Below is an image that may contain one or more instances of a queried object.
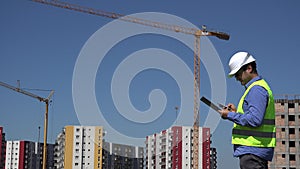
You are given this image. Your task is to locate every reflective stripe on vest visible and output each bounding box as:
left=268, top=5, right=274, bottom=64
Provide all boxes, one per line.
left=232, top=79, right=276, bottom=147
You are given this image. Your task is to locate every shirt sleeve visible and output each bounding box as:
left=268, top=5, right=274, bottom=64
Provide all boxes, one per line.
left=227, top=85, right=269, bottom=127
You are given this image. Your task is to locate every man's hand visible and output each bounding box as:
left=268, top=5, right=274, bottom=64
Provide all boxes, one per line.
left=218, top=103, right=236, bottom=119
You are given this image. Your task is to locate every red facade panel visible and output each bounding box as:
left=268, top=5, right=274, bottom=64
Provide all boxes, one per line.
left=19, top=141, right=25, bottom=169
left=202, top=128, right=210, bottom=169
left=172, top=126, right=182, bottom=169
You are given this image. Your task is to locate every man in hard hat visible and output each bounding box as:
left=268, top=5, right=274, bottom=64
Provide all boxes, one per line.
left=219, top=51, right=275, bottom=169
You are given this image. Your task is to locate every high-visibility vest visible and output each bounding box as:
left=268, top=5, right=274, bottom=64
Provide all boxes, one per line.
left=232, top=79, right=276, bottom=147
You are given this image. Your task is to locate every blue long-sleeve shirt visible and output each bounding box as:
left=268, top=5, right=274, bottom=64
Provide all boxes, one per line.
left=227, top=76, right=274, bottom=161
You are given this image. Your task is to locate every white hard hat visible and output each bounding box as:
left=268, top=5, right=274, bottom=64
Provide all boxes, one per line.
left=228, top=51, right=256, bottom=77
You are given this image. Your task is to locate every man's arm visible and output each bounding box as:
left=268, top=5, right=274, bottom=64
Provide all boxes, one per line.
left=227, top=86, right=268, bottom=127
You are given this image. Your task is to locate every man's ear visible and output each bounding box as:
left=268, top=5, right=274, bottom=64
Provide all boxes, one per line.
left=246, top=64, right=253, bottom=73
left=247, top=64, right=253, bottom=73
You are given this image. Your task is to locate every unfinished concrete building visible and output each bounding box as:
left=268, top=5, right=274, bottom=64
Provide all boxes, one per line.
left=269, top=95, right=300, bottom=169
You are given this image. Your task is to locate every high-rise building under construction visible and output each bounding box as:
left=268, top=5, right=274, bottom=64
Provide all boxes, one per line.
left=269, top=95, right=300, bottom=169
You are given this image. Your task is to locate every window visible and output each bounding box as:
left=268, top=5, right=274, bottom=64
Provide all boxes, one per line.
left=281, top=115, right=285, bottom=119
left=282, top=154, right=285, bottom=158
left=288, top=103, right=295, bottom=108
left=290, top=154, right=295, bottom=161
left=289, top=128, right=295, bottom=134
left=289, top=141, right=295, bottom=147
left=288, top=115, right=295, bottom=121
left=281, top=128, right=285, bottom=132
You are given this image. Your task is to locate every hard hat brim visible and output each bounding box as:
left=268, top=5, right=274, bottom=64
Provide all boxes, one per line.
left=228, top=58, right=256, bottom=78
left=228, top=68, right=240, bottom=78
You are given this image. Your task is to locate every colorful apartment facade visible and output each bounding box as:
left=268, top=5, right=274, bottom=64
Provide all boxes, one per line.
left=5, top=140, right=54, bottom=169
left=54, top=125, right=144, bottom=169
left=102, top=142, right=144, bottom=169
left=62, top=125, right=103, bottom=169
left=145, top=126, right=210, bottom=169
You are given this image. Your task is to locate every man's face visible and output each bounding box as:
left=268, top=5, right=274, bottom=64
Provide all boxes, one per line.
left=234, top=66, right=252, bottom=86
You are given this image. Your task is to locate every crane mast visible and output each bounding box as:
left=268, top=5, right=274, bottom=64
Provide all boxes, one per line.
left=31, top=1, right=229, bottom=168
left=0, top=81, right=54, bottom=169
left=193, top=32, right=201, bottom=167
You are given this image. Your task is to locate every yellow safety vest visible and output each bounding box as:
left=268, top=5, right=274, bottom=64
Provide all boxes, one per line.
left=232, top=79, right=276, bottom=147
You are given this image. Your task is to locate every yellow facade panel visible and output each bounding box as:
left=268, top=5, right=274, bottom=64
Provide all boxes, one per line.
left=64, top=126, right=74, bottom=169
left=94, top=126, right=103, bottom=169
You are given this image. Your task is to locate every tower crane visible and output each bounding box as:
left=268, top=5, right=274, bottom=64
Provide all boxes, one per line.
left=0, top=81, right=54, bottom=169
left=31, top=0, right=229, bottom=168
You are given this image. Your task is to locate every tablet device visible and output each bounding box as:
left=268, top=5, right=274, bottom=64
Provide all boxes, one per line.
left=200, top=96, right=222, bottom=113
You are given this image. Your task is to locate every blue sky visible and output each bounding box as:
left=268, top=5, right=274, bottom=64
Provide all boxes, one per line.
left=1, top=0, right=300, bottom=168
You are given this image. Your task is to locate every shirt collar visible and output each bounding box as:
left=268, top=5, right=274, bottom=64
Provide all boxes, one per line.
left=245, top=76, right=262, bottom=89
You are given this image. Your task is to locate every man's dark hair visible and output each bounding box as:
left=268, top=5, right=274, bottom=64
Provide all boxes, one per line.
left=241, top=61, right=257, bottom=74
